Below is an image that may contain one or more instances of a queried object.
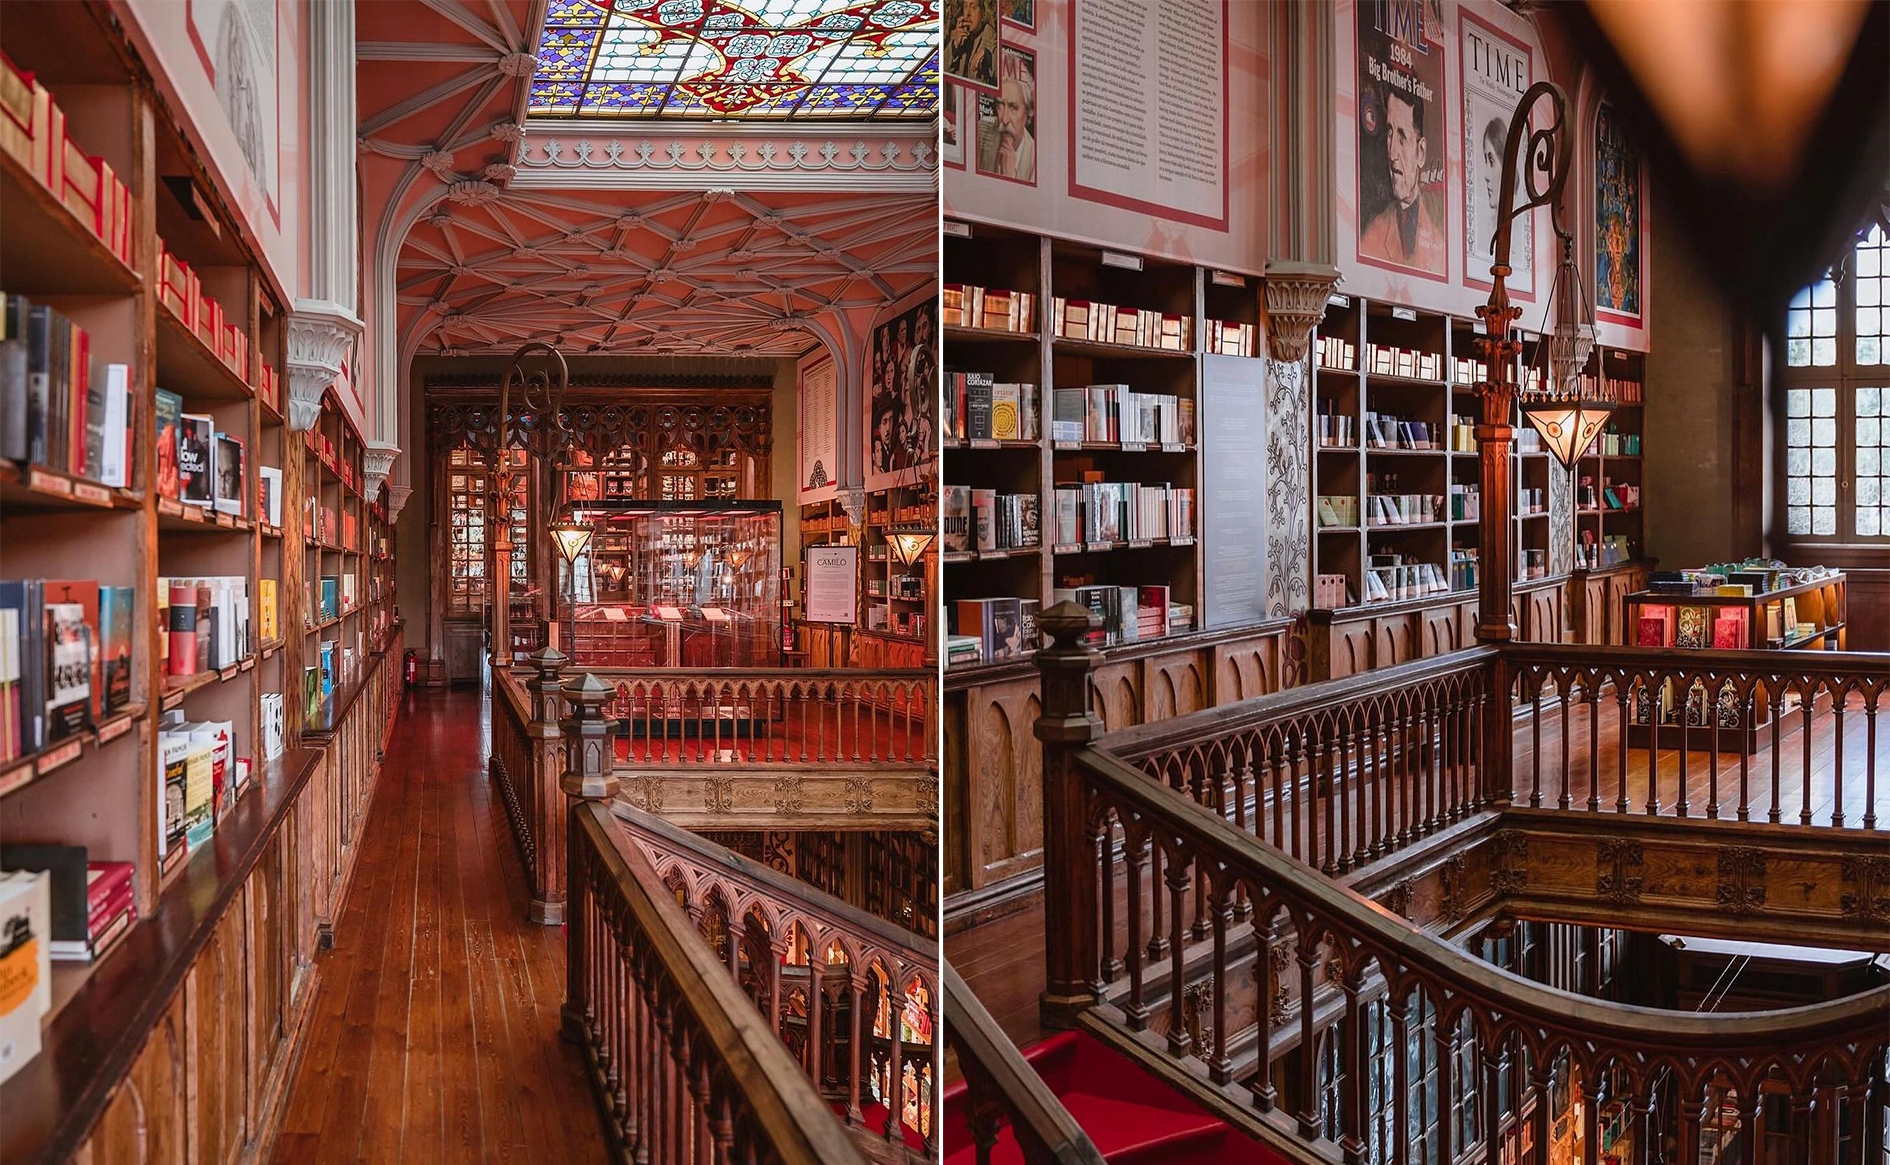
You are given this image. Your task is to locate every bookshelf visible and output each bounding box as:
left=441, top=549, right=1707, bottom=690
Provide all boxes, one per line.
left=1311, top=297, right=1649, bottom=611
left=943, top=221, right=1217, bottom=670
left=864, top=480, right=936, bottom=651
left=0, top=8, right=402, bottom=1160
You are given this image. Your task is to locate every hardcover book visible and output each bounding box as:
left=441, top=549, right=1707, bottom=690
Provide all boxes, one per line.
left=942, top=486, right=971, bottom=552
left=257, top=466, right=282, bottom=526
left=1674, top=605, right=1710, bottom=649
left=42, top=581, right=98, bottom=721
left=166, top=582, right=198, bottom=676
left=259, top=579, right=277, bottom=642
left=212, top=432, right=243, bottom=515
left=42, top=602, right=90, bottom=741
left=177, top=413, right=213, bottom=507
left=154, top=389, right=183, bottom=500
left=98, top=587, right=132, bottom=712
left=182, top=740, right=213, bottom=850
left=158, top=730, right=189, bottom=867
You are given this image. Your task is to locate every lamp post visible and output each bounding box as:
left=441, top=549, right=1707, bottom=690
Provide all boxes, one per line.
left=1474, top=80, right=1582, bottom=643
left=491, top=342, right=571, bottom=670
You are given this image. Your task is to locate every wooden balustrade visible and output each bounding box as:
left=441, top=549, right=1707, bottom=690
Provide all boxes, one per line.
left=490, top=651, right=571, bottom=921
left=589, top=667, right=935, bottom=767
left=1066, top=739, right=1888, bottom=1165
left=567, top=801, right=873, bottom=1165
left=943, top=959, right=1106, bottom=1165
left=1505, top=644, right=1890, bottom=829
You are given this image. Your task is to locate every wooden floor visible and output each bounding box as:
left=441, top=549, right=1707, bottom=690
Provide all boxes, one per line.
left=272, top=684, right=608, bottom=1165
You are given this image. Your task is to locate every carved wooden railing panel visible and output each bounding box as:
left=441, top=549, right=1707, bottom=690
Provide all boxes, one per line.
left=943, top=960, right=1107, bottom=1165
left=590, top=667, right=935, bottom=768
left=567, top=802, right=871, bottom=1165
left=1096, top=648, right=1501, bottom=877
left=1506, top=644, right=1890, bottom=829
left=489, top=657, right=571, bottom=922
left=613, top=804, right=941, bottom=1158
left=1069, top=744, right=1890, bottom=1165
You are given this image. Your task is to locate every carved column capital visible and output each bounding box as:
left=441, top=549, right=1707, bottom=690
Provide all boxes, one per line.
left=363, top=439, right=400, bottom=502
left=286, top=299, right=364, bottom=431
left=1261, top=261, right=1343, bottom=363
left=386, top=484, right=413, bottom=525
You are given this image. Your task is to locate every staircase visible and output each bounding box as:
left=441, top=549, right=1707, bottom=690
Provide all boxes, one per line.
left=944, top=1031, right=1287, bottom=1165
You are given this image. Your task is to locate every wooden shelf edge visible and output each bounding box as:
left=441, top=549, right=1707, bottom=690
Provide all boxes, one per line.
left=0, top=704, right=145, bottom=800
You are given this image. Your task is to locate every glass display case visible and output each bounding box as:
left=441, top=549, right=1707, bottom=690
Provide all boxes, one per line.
left=560, top=501, right=783, bottom=668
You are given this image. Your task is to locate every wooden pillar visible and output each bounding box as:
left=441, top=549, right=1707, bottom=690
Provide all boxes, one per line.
left=846, top=975, right=866, bottom=1126
left=884, top=990, right=905, bottom=1145
left=1482, top=1039, right=1506, bottom=1165
left=1033, top=600, right=1103, bottom=1030
left=526, top=645, right=566, bottom=923
left=1531, top=1064, right=1553, bottom=1165
left=1434, top=1013, right=1456, bottom=1165
left=807, top=963, right=823, bottom=1087
left=1581, top=1075, right=1602, bottom=1165
left=560, top=672, right=617, bottom=1042
left=1339, top=978, right=1366, bottom=1165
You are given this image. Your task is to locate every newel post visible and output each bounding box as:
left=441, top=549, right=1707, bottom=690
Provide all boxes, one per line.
left=1034, top=600, right=1103, bottom=1030
left=526, top=645, right=566, bottom=923
left=561, top=671, right=618, bottom=1043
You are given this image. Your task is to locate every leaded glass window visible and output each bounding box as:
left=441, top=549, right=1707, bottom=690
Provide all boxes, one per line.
left=531, top=0, right=940, bottom=121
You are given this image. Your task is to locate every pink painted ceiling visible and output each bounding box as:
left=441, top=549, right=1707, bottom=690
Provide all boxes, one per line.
left=357, top=1, right=937, bottom=361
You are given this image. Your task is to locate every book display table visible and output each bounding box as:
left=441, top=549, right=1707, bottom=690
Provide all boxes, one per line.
left=1622, top=570, right=1846, bottom=754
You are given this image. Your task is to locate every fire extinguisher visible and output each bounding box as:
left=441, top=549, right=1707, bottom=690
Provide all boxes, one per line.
left=404, top=649, right=419, bottom=687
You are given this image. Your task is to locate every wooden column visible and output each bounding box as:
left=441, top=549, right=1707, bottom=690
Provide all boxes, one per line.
left=560, top=671, right=616, bottom=1041
left=883, top=990, right=905, bottom=1145
left=1033, top=600, right=1103, bottom=1030
left=846, top=975, right=866, bottom=1126
left=1581, top=1075, right=1602, bottom=1165
left=525, top=645, right=566, bottom=923
left=807, top=966, right=823, bottom=1086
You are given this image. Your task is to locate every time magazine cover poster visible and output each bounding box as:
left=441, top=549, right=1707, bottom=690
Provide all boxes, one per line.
left=1356, top=0, right=1449, bottom=281
left=1461, top=12, right=1532, bottom=294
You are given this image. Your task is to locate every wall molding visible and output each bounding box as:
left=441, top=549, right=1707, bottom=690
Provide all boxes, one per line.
left=512, top=133, right=939, bottom=191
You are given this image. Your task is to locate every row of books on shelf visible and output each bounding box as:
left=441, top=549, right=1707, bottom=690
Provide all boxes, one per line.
left=865, top=573, right=926, bottom=600
left=1631, top=677, right=1777, bottom=730
left=0, top=846, right=131, bottom=966
left=157, top=711, right=244, bottom=873
left=308, top=574, right=360, bottom=623
left=1315, top=335, right=1358, bottom=372
left=0, top=53, right=135, bottom=266
left=1449, top=416, right=1477, bottom=452
left=1578, top=479, right=1641, bottom=510
left=1593, top=427, right=1641, bottom=456
left=161, top=577, right=251, bottom=676
left=942, top=486, right=1039, bottom=552
left=1650, top=562, right=1838, bottom=598
left=0, top=580, right=134, bottom=762
left=1368, top=343, right=1444, bottom=382
left=1518, top=487, right=1546, bottom=515
left=950, top=585, right=1199, bottom=663
left=1315, top=409, right=1354, bottom=447
left=942, top=284, right=1035, bottom=333
left=1636, top=601, right=1812, bottom=650
left=1204, top=319, right=1257, bottom=357
left=873, top=500, right=936, bottom=526
left=1519, top=549, right=1548, bottom=580
left=1365, top=555, right=1451, bottom=603
left=948, top=373, right=1039, bottom=441
left=0, top=851, right=123, bottom=1082
left=1451, top=549, right=1480, bottom=592
left=156, top=243, right=255, bottom=387
left=1364, top=411, right=1440, bottom=450
left=304, top=498, right=359, bottom=548
left=1051, top=298, right=1192, bottom=352
left=863, top=605, right=926, bottom=639
left=1, top=294, right=133, bottom=484
left=155, top=389, right=268, bottom=514
left=1451, top=483, right=1480, bottom=521
left=1579, top=373, right=1644, bottom=404
left=1051, top=479, right=1195, bottom=544
left=1052, top=385, right=1194, bottom=446
left=1317, top=496, right=1359, bottom=528
left=1367, top=493, right=1444, bottom=527
left=1575, top=533, right=1634, bottom=570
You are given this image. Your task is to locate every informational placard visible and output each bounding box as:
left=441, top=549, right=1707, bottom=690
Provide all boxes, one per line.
left=1070, top=0, right=1227, bottom=229
left=1200, top=354, right=1268, bottom=629
left=803, top=545, right=859, bottom=625
left=799, top=357, right=839, bottom=500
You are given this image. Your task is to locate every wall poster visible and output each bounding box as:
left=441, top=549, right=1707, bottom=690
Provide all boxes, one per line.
left=866, top=297, right=938, bottom=492
left=803, top=545, right=859, bottom=625
left=1069, top=0, right=1227, bottom=229
left=1356, top=0, right=1448, bottom=281
left=798, top=357, right=839, bottom=501
left=945, top=0, right=1000, bottom=91
left=1460, top=11, right=1532, bottom=295
left=1594, top=101, right=1643, bottom=324
left=976, top=45, right=1037, bottom=185
left=187, top=0, right=278, bottom=211
left=943, top=82, right=966, bottom=168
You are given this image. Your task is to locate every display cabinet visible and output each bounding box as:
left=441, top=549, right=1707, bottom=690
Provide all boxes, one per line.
left=563, top=501, right=784, bottom=668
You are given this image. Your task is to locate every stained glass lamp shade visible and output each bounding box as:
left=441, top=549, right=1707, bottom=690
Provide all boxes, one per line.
left=1520, top=234, right=1609, bottom=469
left=550, top=517, right=596, bottom=563
left=532, top=0, right=940, bottom=121
left=887, top=528, right=933, bottom=565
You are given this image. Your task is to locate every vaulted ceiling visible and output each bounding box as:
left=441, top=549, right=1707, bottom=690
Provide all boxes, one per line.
left=356, top=0, right=938, bottom=362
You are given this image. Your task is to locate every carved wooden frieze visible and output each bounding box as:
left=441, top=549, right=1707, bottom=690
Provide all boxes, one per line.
left=1384, top=878, right=1416, bottom=920
left=1717, top=846, right=1768, bottom=915
left=1438, top=853, right=1470, bottom=923
left=1595, top=838, right=1645, bottom=906
left=613, top=768, right=932, bottom=830
left=1840, top=855, right=1890, bottom=922
left=1489, top=830, right=1529, bottom=894
left=427, top=394, right=771, bottom=476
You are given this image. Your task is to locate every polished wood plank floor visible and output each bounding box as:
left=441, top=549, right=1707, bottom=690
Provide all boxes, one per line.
left=953, top=697, right=1890, bottom=1063
left=272, top=685, right=607, bottom=1165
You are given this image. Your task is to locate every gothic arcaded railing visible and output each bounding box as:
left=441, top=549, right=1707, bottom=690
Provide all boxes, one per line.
left=1504, top=643, right=1889, bottom=828
left=1023, top=603, right=1890, bottom=1165
left=566, top=801, right=870, bottom=1165
left=613, top=803, right=941, bottom=1158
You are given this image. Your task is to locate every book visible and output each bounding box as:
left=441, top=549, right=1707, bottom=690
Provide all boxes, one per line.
left=257, top=465, right=282, bottom=526
left=303, top=665, right=320, bottom=723
left=259, top=579, right=278, bottom=642
left=157, top=727, right=189, bottom=869
left=1674, top=606, right=1710, bottom=649
left=166, top=582, right=198, bottom=676
left=0, top=581, right=43, bottom=754
left=154, top=389, right=183, bottom=500
left=942, top=486, right=971, bottom=552
left=182, top=739, right=213, bottom=850
left=991, top=384, right=1019, bottom=440
left=97, top=587, right=132, bottom=713
left=0, top=869, right=51, bottom=1083
left=0, top=608, right=19, bottom=763
left=212, top=431, right=243, bottom=515
left=43, top=581, right=99, bottom=722
left=954, top=598, right=1025, bottom=663
left=42, top=602, right=90, bottom=741
left=177, top=413, right=213, bottom=507
left=964, top=373, right=994, bottom=441
left=0, top=844, right=94, bottom=961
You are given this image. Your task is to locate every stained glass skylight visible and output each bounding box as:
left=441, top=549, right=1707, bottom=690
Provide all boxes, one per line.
left=531, top=0, right=940, bottom=121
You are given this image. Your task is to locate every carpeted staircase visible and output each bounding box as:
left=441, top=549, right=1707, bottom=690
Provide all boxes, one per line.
left=942, top=1030, right=1291, bottom=1164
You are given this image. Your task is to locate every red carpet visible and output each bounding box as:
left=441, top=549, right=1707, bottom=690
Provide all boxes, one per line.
left=830, top=1099, right=930, bottom=1154
left=942, top=1031, right=1289, bottom=1164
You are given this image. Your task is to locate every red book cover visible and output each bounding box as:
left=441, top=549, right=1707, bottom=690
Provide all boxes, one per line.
left=85, top=859, right=134, bottom=913
left=167, top=582, right=198, bottom=676
left=43, top=580, right=99, bottom=719
left=1637, top=615, right=1666, bottom=648
left=1712, top=616, right=1743, bottom=650
left=68, top=319, right=88, bottom=474
left=88, top=877, right=134, bottom=930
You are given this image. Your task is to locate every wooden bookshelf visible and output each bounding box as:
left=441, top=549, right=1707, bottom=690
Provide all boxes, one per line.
left=0, top=8, right=402, bottom=1162
left=864, top=480, right=936, bottom=654
left=943, top=221, right=1225, bottom=670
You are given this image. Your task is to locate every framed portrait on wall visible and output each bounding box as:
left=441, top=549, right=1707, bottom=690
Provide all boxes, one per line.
left=1460, top=11, right=1533, bottom=296
left=975, top=46, right=1037, bottom=186
left=1355, top=0, right=1449, bottom=282
left=1002, top=0, right=1035, bottom=32
left=945, top=0, right=1000, bottom=92
left=943, top=82, right=966, bottom=168
left=1595, top=101, right=1643, bottom=325
left=866, top=298, right=939, bottom=492
left=187, top=0, right=279, bottom=212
